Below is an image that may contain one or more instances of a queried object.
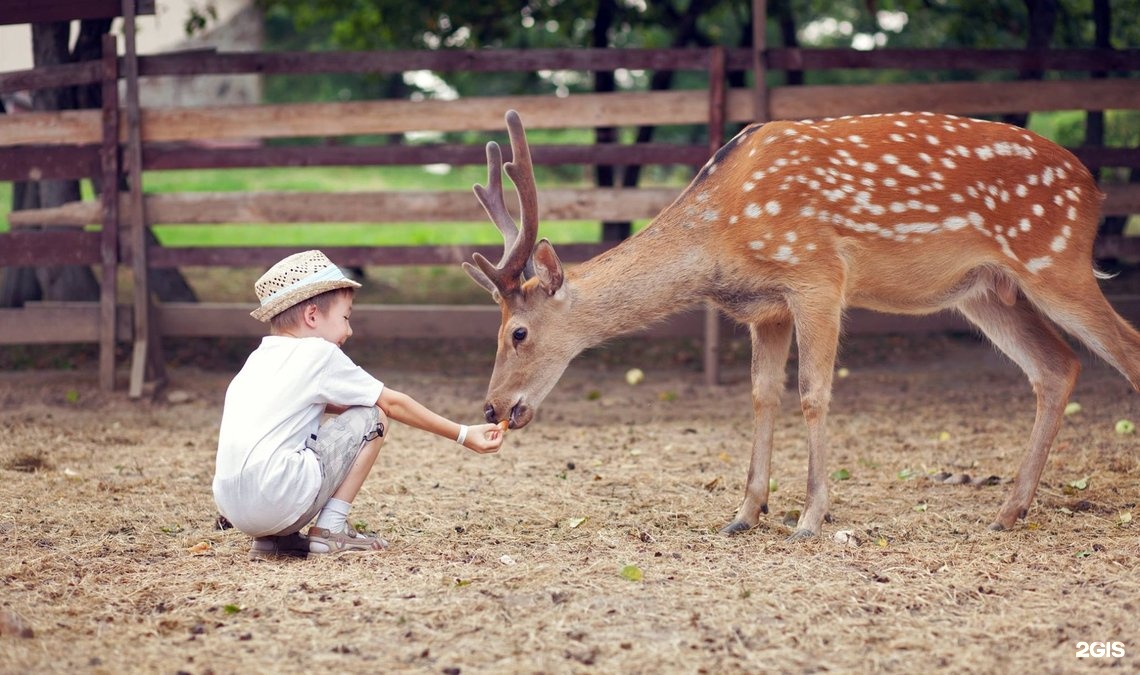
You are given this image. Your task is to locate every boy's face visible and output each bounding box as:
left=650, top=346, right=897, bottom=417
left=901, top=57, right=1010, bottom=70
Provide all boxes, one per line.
left=311, top=293, right=354, bottom=347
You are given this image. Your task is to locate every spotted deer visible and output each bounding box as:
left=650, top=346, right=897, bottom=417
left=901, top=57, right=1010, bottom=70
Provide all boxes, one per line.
left=464, top=109, right=1140, bottom=539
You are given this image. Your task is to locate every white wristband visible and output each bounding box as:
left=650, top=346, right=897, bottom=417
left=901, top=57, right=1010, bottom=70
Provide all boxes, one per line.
left=456, top=424, right=469, bottom=445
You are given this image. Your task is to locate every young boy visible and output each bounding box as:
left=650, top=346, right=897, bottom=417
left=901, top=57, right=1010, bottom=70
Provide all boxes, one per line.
left=214, top=250, right=504, bottom=560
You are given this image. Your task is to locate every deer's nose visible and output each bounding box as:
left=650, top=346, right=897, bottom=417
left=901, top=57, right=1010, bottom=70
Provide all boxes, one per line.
left=483, top=402, right=498, bottom=424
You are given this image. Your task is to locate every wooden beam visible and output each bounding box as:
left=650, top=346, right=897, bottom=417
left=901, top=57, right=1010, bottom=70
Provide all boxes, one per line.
left=98, top=32, right=120, bottom=392
left=120, top=0, right=162, bottom=398
left=768, top=78, right=1140, bottom=120
left=0, top=231, right=102, bottom=266
left=142, top=243, right=616, bottom=269
left=141, top=142, right=711, bottom=171
left=5, top=295, right=1134, bottom=346
left=0, top=61, right=102, bottom=95
left=7, top=187, right=683, bottom=227
left=0, top=304, right=132, bottom=344
left=1102, top=183, right=1140, bottom=216
left=0, top=0, right=154, bottom=25
left=765, top=48, right=1140, bottom=72
left=13, top=180, right=1140, bottom=230
left=5, top=78, right=1138, bottom=148
left=0, top=90, right=740, bottom=145
left=128, top=47, right=1140, bottom=79
left=751, top=0, right=769, bottom=123
left=133, top=91, right=739, bottom=143
left=0, top=145, right=100, bottom=181
left=704, top=44, right=728, bottom=387
left=136, top=47, right=715, bottom=77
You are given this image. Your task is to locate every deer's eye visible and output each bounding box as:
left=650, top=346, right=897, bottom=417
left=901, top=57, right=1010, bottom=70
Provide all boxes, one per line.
left=512, top=327, right=528, bottom=343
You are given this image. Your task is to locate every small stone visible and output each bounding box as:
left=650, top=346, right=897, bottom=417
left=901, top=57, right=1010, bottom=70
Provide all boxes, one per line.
left=832, top=529, right=860, bottom=547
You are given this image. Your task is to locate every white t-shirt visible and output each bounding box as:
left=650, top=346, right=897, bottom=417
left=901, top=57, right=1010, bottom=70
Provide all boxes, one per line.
left=213, top=336, right=384, bottom=536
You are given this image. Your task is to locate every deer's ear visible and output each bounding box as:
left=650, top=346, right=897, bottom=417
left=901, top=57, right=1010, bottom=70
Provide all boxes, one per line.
left=532, top=239, right=564, bottom=296
left=462, top=261, right=502, bottom=303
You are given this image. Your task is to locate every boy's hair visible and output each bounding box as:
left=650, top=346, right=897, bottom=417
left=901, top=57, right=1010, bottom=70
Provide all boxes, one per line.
left=270, top=287, right=355, bottom=333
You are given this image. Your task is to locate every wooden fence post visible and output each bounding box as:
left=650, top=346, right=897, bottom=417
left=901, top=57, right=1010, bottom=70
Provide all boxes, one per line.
left=752, top=0, right=770, bottom=123
left=121, top=0, right=165, bottom=398
left=98, top=32, right=120, bottom=391
left=703, top=45, right=727, bottom=387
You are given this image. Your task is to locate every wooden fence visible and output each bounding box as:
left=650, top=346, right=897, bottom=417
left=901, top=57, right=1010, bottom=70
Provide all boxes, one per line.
left=2, top=35, right=1140, bottom=395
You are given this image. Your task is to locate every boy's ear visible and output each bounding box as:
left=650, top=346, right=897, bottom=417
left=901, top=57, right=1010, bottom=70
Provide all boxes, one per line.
left=302, top=302, right=320, bottom=327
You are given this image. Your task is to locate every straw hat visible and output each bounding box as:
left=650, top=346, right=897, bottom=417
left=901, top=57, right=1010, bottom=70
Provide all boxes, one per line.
left=250, top=250, right=361, bottom=322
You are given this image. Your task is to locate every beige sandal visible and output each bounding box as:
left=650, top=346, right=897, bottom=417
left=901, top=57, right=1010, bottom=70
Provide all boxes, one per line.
left=307, top=526, right=388, bottom=554
left=248, top=532, right=310, bottom=561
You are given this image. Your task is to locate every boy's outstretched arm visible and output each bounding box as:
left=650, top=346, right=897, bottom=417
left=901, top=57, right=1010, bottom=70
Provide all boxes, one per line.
left=378, top=387, right=504, bottom=454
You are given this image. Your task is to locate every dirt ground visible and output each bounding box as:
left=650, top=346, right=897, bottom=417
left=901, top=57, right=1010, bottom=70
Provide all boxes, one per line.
left=1, top=331, right=1138, bottom=674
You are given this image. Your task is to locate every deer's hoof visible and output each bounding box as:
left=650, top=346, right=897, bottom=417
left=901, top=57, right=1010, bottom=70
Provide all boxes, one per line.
left=786, top=528, right=817, bottom=542
left=987, top=521, right=1007, bottom=532
left=720, top=520, right=753, bottom=536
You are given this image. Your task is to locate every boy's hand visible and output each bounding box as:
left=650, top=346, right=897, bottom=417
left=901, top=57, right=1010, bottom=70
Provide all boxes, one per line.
left=463, top=423, right=505, bottom=454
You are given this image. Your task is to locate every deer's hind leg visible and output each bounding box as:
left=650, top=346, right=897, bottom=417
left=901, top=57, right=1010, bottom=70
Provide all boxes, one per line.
left=1021, top=271, right=1140, bottom=392
left=723, top=314, right=795, bottom=535
left=956, top=291, right=1080, bottom=530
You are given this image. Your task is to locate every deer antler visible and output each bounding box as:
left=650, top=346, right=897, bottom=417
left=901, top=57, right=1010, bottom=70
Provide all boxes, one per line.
left=467, top=109, right=538, bottom=296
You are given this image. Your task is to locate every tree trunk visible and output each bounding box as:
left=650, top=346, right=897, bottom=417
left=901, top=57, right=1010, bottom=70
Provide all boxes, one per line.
left=13, top=22, right=101, bottom=305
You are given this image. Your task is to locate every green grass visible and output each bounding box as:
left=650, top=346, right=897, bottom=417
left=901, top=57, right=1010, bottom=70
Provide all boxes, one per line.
left=0, top=182, right=10, bottom=233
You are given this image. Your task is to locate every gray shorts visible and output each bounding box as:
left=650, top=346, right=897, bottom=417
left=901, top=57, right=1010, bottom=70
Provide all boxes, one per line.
left=282, top=405, right=385, bottom=534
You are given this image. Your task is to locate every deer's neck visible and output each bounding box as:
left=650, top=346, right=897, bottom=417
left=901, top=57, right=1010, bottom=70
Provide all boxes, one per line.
left=566, top=218, right=710, bottom=346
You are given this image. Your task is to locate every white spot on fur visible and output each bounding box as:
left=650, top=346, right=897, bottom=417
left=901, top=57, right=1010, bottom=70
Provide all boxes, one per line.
left=773, top=245, right=799, bottom=264
left=744, top=203, right=762, bottom=218
left=1027, top=256, right=1052, bottom=273
left=1032, top=204, right=1044, bottom=217
left=766, top=201, right=782, bottom=216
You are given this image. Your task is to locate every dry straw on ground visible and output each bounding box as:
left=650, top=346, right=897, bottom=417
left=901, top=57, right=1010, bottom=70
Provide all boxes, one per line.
left=1, top=333, right=1137, bottom=673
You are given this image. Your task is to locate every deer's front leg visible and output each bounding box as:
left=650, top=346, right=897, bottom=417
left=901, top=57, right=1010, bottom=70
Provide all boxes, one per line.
left=723, top=315, right=794, bottom=535
left=788, top=293, right=843, bottom=540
